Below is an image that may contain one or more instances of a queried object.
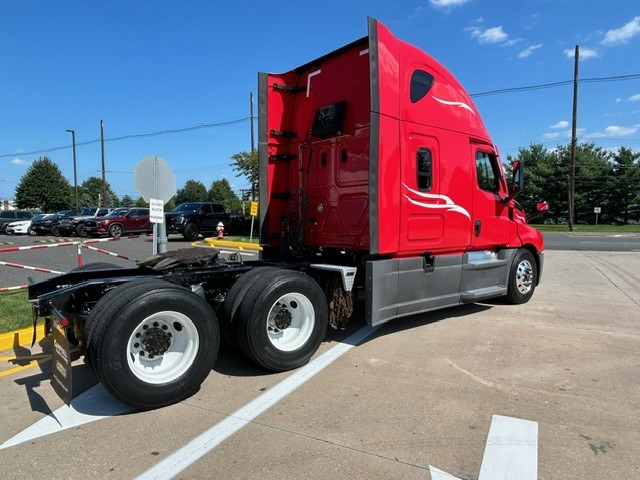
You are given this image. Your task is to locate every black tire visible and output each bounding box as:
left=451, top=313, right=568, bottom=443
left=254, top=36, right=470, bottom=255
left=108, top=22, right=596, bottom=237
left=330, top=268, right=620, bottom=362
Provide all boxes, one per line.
left=75, top=223, right=85, bottom=237
left=50, top=224, right=60, bottom=236
left=505, top=249, right=537, bottom=304
left=72, top=262, right=123, bottom=273
left=235, top=270, right=328, bottom=372
left=219, top=267, right=283, bottom=351
left=108, top=223, right=123, bottom=238
left=86, top=281, right=219, bottom=409
left=27, top=227, right=37, bottom=236
left=183, top=223, right=199, bottom=241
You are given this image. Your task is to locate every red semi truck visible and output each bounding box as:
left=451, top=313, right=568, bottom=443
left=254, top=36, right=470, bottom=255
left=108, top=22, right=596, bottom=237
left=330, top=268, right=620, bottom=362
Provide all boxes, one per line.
left=28, top=18, right=545, bottom=409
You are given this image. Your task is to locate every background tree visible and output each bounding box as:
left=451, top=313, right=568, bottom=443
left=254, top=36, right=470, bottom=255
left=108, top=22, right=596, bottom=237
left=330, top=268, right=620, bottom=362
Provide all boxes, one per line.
left=14, top=156, right=72, bottom=212
left=134, top=196, right=148, bottom=207
left=557, top=143, right=612, bottom=224
left=608, top=147, right=640, bottom=223
left=78, top=176, right=118, bottom=207
left=119, top=194, right=135, bottom=207
left=209, top=178, right=242, bottom=212
left=231, top=150, right=258, bottom=199
left=174, top=180, right=208, bottom=204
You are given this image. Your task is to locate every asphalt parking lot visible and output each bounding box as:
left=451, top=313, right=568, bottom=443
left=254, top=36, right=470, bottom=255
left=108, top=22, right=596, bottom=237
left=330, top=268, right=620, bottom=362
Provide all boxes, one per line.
left=0, top=242, right=638, bottom=479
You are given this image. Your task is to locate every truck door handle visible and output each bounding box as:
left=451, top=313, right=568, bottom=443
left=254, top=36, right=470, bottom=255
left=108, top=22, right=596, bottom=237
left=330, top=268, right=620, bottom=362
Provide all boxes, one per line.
left=474, top=220, right=481, bottom=237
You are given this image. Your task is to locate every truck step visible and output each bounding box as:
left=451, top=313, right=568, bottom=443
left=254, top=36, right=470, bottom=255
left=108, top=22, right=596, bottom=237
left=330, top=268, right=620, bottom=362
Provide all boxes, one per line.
left=460, top=286, right=507, bottom=302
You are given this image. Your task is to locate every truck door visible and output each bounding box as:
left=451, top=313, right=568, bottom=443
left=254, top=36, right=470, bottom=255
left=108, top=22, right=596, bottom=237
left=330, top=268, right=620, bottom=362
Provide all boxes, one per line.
left=470, top=145, right=513, bottom=249
left=200, top=204, right=216, bottom=232
left=399, top=131, right=472, bottom=254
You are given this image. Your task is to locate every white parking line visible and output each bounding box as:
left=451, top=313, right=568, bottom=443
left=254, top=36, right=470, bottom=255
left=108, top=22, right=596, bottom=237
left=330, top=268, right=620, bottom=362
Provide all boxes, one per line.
left=478, top=415, right=538, bottom=480
left=430, top=415, right=539, bottom=480
left=0, top=383, right=133, bottom=450
left=136, top=325, right=379, bottom=480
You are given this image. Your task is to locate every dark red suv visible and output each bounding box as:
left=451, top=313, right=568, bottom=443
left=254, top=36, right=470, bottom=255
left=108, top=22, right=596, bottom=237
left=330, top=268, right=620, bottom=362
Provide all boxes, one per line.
left=83, top=208, right=151, bottom=237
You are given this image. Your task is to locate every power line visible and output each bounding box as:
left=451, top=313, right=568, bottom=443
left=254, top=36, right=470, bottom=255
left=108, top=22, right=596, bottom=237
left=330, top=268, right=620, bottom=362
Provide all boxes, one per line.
left=2, top=72, right=639, bottom=160
left=0, top=117, right=250, bottom=159
left=470, top=73, right=640, bottom=98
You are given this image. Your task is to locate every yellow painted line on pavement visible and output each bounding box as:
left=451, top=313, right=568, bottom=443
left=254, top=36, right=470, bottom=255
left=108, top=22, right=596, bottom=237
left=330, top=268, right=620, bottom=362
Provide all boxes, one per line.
left=0, top=352, right=51, bottom=361
left=0, top=359, right=44, bottom=378
left=0, top=325, right=49, bottom=377
left=0, top=325, right=46, bottom=351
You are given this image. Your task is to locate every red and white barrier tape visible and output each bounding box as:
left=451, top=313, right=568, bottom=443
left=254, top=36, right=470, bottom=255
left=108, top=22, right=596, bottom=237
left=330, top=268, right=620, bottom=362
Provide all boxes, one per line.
left=82, top=244, right=137, bottom=262
left=0, top=285, right=28, bottom=292
left=0, top=241, right=79, bottom=254
left=0, top=234, right=151, bottom=290
left=0, top=260, right=65, bottom=275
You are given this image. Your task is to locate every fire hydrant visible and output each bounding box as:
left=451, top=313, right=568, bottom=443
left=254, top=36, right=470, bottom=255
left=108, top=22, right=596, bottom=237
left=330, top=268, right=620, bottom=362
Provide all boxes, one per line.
left=216, top=222, right=225, bottom=239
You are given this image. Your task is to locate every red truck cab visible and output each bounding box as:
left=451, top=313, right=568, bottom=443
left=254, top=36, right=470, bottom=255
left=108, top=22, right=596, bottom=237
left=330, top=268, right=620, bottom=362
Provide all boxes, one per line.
left=259, top=17, right=544, bottom=326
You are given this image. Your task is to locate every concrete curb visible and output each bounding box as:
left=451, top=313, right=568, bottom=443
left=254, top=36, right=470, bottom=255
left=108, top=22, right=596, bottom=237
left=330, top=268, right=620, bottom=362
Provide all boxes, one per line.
left=0, top=325, right=46, bottom=351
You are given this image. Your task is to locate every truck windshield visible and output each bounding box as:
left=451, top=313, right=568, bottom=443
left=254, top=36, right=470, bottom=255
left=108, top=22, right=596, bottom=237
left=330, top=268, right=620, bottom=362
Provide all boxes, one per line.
left=105, top=208, right=129, bottom=217
left=172, top=203, right=199, bottom=213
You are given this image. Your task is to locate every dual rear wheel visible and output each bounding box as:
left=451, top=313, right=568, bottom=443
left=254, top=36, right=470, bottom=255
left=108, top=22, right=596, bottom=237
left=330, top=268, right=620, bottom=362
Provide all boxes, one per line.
left=80, top=264, right=327, bottom=409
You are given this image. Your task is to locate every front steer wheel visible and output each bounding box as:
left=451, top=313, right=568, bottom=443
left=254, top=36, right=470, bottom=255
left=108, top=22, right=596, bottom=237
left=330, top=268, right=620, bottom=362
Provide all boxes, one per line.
left=85, top=280, right=219, bottom=409
left=182, top=223, right=199, bottom=241
left=505, top=249, right=537, bottom=304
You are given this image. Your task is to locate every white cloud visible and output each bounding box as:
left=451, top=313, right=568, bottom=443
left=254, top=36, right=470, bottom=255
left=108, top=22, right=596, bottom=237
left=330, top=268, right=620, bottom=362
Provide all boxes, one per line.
left=468, top=25, right=509, bottom=44
left=602, top=16, right=640, bottom=46
left=551, top=120, right=569, bottom=129
left=11, top=158, right=26, bottom=166
left=629, top=93, right=640, bottom=102
left=430, top=0, right=471, bottom=9
left=585, top=124, right=639, bottom=139
left=541, top=132, right=560, bottom=141
left=564, top=47, right=598, bottom=59
left=408, top=6, right=424, bottom=19
left=518, top=43, right=542, bottom=58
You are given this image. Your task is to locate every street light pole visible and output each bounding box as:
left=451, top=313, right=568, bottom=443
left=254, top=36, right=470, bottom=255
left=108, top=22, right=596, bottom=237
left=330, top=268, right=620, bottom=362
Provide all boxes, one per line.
left=65, top=129, right=79, bottom=211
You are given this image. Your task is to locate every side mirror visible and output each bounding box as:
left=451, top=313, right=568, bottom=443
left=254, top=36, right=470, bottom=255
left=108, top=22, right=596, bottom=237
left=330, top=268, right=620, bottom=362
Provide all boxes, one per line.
left=504, top=160, right=524, bottom=202
left=536, top=201, right=549, bottom=213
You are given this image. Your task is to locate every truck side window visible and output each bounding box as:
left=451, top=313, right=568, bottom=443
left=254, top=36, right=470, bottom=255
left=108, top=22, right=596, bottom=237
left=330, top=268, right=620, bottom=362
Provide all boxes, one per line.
left=201, top=204, right=213, bottom=215
left=410, top=70, right=435, bottom=103
left=475, top=151, right=500, bottom=194
left=417, top=147, right=432, bottom=191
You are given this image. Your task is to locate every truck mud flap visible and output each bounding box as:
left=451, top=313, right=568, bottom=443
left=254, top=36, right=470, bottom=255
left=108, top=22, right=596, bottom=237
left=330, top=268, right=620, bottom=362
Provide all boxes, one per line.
left=50, top=309, right=73, bottom=406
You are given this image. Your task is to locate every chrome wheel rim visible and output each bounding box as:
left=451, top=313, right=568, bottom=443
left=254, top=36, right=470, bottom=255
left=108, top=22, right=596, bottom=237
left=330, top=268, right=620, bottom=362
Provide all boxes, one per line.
left=515, top=259, right=534, bottom=294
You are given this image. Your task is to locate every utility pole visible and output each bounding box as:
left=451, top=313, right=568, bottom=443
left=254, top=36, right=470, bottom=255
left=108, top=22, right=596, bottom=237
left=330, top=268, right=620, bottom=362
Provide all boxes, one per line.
left=250, top=92, right=257, bottom=201
left=569, top=45, right=579, bottom=232
left=250, top=92, right=255, bottom=153
left=65, top=129, right=79, bottom=211
left=100, top=120, right=106, bottom=207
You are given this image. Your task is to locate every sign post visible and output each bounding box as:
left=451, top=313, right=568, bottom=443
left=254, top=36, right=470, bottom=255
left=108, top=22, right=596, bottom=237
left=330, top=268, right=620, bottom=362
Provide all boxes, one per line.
left=135, top=156, right=175, bottom=254
left=594, top=206, right=601, bottom=226
left=249, top=201, right=258, bottom=243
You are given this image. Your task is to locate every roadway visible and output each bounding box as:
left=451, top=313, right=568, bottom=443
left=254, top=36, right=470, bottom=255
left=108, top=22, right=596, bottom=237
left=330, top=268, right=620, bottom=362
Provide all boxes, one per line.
left=0, top=233, right=638, bottom=479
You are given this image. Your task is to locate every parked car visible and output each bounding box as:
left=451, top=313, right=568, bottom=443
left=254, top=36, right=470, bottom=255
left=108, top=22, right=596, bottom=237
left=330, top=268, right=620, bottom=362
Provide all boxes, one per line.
left=165, top=202, right=230, bottom=241
left=0, top=210, right=34, bottom=233
left=84, top=207, right=151, bottom=238
left=58, top=207, right=113, bottom=236
left=5, top=213, right=48, bottom=235
left=29, top=212, right=70, bottom=236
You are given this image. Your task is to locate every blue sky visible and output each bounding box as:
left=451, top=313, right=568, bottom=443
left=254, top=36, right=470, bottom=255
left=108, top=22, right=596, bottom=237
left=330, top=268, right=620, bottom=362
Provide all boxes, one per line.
left=1, top=1, right=639, bottom=203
